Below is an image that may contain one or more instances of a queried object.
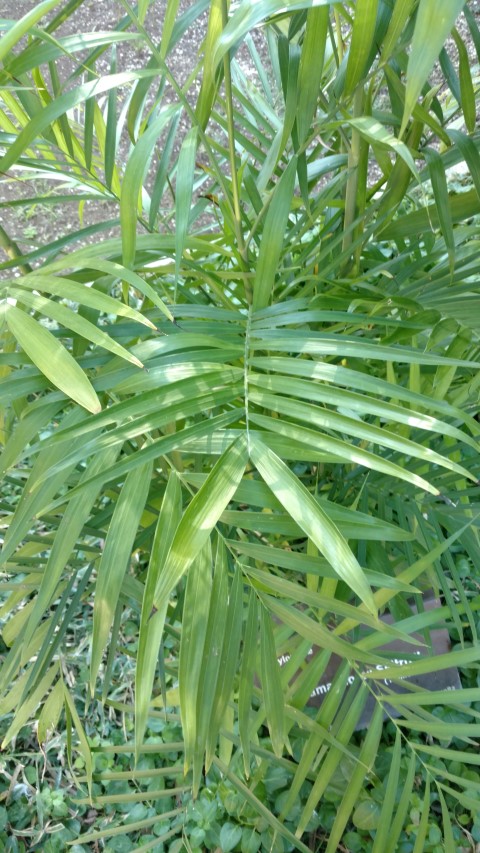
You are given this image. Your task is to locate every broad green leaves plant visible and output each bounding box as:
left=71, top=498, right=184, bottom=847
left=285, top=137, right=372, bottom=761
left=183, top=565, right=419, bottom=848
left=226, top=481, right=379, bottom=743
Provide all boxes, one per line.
left=1, top=0, right=480, bottom=850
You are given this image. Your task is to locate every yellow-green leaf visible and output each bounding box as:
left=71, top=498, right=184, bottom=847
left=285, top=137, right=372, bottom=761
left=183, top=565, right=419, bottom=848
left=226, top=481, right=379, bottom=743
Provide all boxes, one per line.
left=249, top=436, right=376, bottom=615
left=179, top=543, right=212, bottom=774
left=253, top=156, right=297, bottom=312
left=401, top=0, right=465, bottom=136
left=6, top=305, right=101, bottom=413
left=345, top=0, right=379, bottom=95
left=152, top=436, right=248, bottom=612
left=0, top=0, right=63, bottom=64
left=37, top=678, right=64, bottom=745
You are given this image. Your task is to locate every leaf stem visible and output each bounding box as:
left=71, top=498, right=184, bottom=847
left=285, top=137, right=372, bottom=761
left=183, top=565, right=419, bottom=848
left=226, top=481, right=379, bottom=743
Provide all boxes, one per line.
left=0, top=223, right=33, bottom=276
left=342, top=85, right=364, bottom=269
left=221, top=0, right=252, bottom=305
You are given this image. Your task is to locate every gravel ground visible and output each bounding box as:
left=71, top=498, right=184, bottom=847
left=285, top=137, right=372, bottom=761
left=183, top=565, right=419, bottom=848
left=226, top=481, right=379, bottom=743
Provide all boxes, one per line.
left=0, top=2, right=479, bottom=275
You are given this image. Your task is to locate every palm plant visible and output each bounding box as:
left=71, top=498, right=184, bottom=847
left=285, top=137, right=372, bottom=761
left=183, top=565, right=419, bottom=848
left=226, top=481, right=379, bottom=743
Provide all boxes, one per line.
left=1, top=0, right=480, bottom=848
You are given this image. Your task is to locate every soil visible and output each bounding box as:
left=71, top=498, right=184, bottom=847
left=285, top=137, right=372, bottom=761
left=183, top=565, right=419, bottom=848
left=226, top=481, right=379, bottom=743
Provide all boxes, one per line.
left=0, top=2, right=479, bottom=278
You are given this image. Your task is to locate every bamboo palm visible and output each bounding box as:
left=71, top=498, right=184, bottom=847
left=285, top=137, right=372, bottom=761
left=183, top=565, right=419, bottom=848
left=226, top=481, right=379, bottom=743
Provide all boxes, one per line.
left=1, top=1, right=480, bottom=849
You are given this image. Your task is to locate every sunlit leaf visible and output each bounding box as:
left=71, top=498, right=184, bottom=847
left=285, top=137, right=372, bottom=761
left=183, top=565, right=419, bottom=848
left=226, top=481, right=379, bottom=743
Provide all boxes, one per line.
left=250, top=436, right=376, bottom=614
left=401, top=0, right=465, bottom=135
left=6, top=305, right=101, bottom=413
left=0, top=0, right=63, bottom=64
left=253, top=156, right=297, bottom=311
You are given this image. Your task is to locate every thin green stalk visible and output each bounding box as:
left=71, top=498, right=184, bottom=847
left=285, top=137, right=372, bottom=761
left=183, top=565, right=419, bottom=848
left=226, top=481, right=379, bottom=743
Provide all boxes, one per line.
left=0, top=223, right=32, bottom=275
left=221, top=0, right=252, bottom=304
left=334, top=6, right=345, bottom=64
left=342, top=85, right=364, bottom=268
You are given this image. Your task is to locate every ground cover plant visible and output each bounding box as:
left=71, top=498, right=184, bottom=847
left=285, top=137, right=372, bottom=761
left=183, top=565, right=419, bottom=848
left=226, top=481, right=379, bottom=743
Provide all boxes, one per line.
left=1, top=0, right=480, bottom=849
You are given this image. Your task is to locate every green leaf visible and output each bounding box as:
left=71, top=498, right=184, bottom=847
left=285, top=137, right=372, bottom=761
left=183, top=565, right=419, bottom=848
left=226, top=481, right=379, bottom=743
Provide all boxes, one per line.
left=64, top=257, right=174, bottom=321
left=90, top=460, right=153, bottom=688
left=121, top=105, right=180, bottom=268
left=149, top=113, right=181, bottom=227
left=260, top=604, right=285, bottom=757
left=249, top=436, right=376, bottom=615
left=248, top=408, right=449, bottom=496
left=382, top=187, right=480, bottom=240
left=282, top=664, right=351, bottom=817
left=138, top=0, right=152, bottom=25
left=0, top=407, right=85, bottom=564
left=6, top=288, right=144, bottom=368
left=372, top=730, right=402, bottom=852
left=0, top=0, right=63, bottom=64
left=212, top=0, right=334, bottom=73
left=104, top=45, right=118, bottom=191
left=326, top=704, right=383, bottom=852
left=152, top=437, right=248, bottom=612
left=0, top=399, right=63, bottom=476
left=193, top=538, right=229, bottom=789
left=353, top=800, right=381, bottom=831
left=401, top=0, right=465, bottom=136
left=220, top=823, right=243, bottom=853
left=23, top=447, right=119, bottom=649
left=297, top=683, right=369, bottom=836
left=345, top=0, right=379, bottom=95
left=1, top=663, right=58, bottom=747
left=238, top=589, right=258, bottom=777
left=136, top=473, right=182, bottom=756
left=447, top=130, right=480, bottom=203
left=452, top=28, right=476, bottom=133
left=385, top=750, right=417, bottom=853
left=213, top=757, right=312, bottom=853
left=0, top=70, right=160, bottom=174
left=381, top=0, right=416, bottom=63
left=249, top=368, right=477, bottom=450
left=250, top=329, right=478, bottom=366
left=71, top=809, right=183, bottom=845
left=8, top=273, right=159, bottom=329
left=347, top=116, right=419, bottom=181
left=37, top=678, right=64, bottom=745
left=160, top=0, right=181, bottom=57
left=438, top=788, right=456, bottom=853
left=260, top=595, right=386, bottom=666
left=424, top=147, right=454, bottom=271
left=196, top=0, right=223, bottom=130
left=6, top=305, right=101, bottom=413
left=63, top=682, right=93, bottom=794
left=245, top=566, right=414, bottom=642
left=136, top=440, right=249, bottom=709
left=296, top=7, right=328, bottom=142
left=250, top=355, right=474, bottom=423
left=412, top=776, right=431, bottom=853
left=179, top=542, right=212, bottom=773
left=5, top=31, right=142, bottom=79
left=365, top=644, right=480, bottom=682
left=205, top=563, right=244, bottom=768
left=175, top=127, right=198, bottom=285
left=253, top=156, right=297, bottom=311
